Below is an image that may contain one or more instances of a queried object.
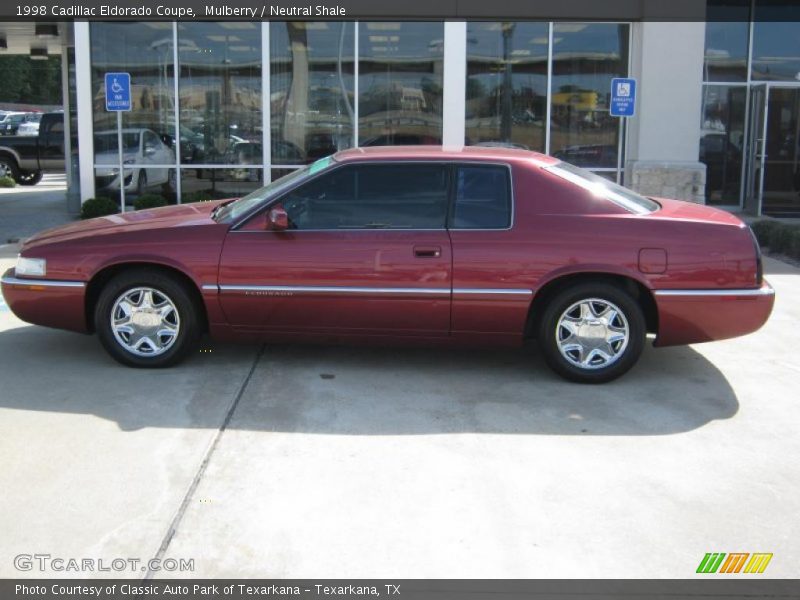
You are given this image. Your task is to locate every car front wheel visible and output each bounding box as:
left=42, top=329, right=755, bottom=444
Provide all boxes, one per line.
left=538, top=283, right=645, bottom=383
left=95, top=269, right=200, bottom=367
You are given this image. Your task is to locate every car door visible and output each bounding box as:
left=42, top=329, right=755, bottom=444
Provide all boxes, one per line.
left=448, top=164, right=532, bottom=338
left=38, top=116, right=65, bottom=170
left=217, top=162, right=453, bottom=336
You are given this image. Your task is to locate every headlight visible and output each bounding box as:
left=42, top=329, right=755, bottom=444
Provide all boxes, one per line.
left=15, top=256, right=46, bottom=277
left=123, top=159, right=135, bottom=165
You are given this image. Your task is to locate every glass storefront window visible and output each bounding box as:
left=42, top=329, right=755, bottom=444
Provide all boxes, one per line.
left=700, top=85, right=746, bottom=205
left=465, top=22, right=548, bottom=151
left=270, top=22, right=354, bottom=165
left=550, top=23, right=629, bottom=168
left=751, top=21, right=800, bottom=82
left=703, top=1, right=751, bottom=82
left=177, top=22, right=262, bottom=166
left=358, top=22, right=444, bottom=146
left=90, top=23, right=177, bottom=153
left=182, top=168, right=263, bottom=201
left=91, top=23, right=179, bottom=197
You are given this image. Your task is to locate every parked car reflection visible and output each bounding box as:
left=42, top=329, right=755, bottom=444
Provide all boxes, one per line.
left=94, top=128, right=176, bottom=195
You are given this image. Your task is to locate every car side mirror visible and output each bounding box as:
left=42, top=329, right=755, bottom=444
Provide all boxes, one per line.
left=268, top=207, right=289, bottom=231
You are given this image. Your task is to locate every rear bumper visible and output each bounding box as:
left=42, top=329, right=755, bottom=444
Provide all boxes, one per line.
left=1, top=269, right=89, bottom=333
left=654, top=281, right=775, bottom=347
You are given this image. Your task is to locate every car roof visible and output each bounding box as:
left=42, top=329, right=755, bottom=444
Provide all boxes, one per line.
left=333, top=145, right=559, bottom=167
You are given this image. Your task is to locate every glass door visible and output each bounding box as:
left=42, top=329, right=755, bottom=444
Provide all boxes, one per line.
left=743, top=84, right=767, bottom=216
left=761, top=86, right=800, bottom=217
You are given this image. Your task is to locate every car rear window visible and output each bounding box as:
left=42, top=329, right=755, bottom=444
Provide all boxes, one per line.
left=450, top=165, right=512, bottom=229
left=544, top=162, right=660, bottom=215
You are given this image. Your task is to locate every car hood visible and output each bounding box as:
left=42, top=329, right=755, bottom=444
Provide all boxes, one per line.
left=23, top=200, right=232, bottom=249
left=647, top=197, right=746, bottom=228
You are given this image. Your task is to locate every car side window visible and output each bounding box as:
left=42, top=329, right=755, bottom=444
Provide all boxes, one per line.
left=43, top=118, right=63, bottom=142
left=144, top=131, right=159, bottom=148
left=277, top=164, right=449, bottom=230
left=451, top=165, right=512, bottom=229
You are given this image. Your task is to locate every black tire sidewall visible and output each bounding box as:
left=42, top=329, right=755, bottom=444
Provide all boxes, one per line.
left=538, top=283, right=646, bottom=383
left=18, top=171, right=43, bottom=186
left=95, top=269, right=199, bottom=368
left=136, top=170, right=146, bottom=195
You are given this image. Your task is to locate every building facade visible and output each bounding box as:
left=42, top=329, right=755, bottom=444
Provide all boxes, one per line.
left=5, top=1, right=800, bottom=217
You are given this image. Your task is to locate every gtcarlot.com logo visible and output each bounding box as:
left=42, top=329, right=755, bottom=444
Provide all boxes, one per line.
left=14, top=553, right=194, bottom=573
left=697, top=552, right=772, bottom=574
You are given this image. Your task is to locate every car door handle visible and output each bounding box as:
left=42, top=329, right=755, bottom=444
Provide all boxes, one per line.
left=414, top=245, right=441, bottom=258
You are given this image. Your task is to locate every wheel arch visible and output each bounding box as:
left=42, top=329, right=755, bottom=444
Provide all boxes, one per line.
left=85, top=261, right=208, bottom=334
left=524, top=271, right=658, bottom=339
left=0, top=148, right=22, bottom=171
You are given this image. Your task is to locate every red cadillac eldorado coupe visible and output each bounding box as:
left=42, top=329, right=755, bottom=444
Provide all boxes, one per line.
left=1, top=147, right=775, bottom=383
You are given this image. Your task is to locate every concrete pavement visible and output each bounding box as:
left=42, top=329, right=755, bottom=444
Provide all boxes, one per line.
left=0, top=174, right=74, bottom=244
left=0, top=255, right=798, bottom=578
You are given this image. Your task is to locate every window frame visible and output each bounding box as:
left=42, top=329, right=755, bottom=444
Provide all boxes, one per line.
left=232, top=159, right=515, bottom=233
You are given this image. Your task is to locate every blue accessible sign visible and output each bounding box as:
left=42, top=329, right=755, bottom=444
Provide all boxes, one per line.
left=104, top=72, right=132, bottom=112
left=610, top=78, right=636, bottom=117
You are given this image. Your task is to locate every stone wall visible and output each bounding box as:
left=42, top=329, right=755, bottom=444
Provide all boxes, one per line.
left=626, top=161, right=707, bottom=203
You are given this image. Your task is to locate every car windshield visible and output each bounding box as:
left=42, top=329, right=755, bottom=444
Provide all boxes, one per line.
left=544, top=162, right=660, bottom=215
left=214, top=156, right=336, bottom=223
left=94, top=132, right=140, bottom=153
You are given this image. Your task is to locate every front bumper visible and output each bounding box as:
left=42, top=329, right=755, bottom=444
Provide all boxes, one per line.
left=653, top=280, right=775, bottom=347
left=95, top=168, right=136, bottom=191
left=1, top=269, right=89, bottom=333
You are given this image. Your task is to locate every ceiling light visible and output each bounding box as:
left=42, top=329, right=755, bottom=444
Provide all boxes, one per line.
left=35, top=24, right=59, bottom=38
left=30, top=47, right=49, bottom=60
left=219, top=23, right=256, bottom=30
left=367, top=23, right=402, bottom=31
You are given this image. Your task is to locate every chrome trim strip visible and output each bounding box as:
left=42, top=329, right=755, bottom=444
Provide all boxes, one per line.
left=220, top=285, right=449, bottom=295
left=201, top=284, right=219, bottom=292
left=453, top=288, right=532, bottom=296
left=654, top=287, right=774, bottom=297
left=1, top=275, right=86, bottom=288
left=217, top=285, right=533, bottom=297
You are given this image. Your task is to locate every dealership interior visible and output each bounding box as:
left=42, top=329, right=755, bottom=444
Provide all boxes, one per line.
left=1, top=1, right=799, bottom=217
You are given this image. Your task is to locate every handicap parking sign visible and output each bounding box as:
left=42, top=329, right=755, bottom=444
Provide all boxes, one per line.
left=610, top=78, right=636, bottom=117
left=105, top=72, right=131, bottom=112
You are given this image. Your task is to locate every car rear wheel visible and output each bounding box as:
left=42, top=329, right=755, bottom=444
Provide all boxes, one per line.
left=538, top=283, right=645, bottom=383
left=95, top=269, right=200, bottom=368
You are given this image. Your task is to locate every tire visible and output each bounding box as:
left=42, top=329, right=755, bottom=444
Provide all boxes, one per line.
left=0, top=155, right=20, bottom=181
left=162, top=169, right=177, bottom=194
left=17, top=170, right=43, bottom=186
left=95, top=268, right=201, bottom=368
left=136, top=170, right=147, bottom=195
left=537, top=282, right=645, bottom=384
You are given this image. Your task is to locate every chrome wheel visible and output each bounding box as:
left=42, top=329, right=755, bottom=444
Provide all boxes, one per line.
left=110, top=287, right=180, bottom=357
left=556, top=298, right=629, bottom=370
left=0, top=160, right=14, bottom=178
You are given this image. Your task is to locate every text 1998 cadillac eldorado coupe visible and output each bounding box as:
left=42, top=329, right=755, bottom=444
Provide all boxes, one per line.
left=0, top=146, right=774, bottom=383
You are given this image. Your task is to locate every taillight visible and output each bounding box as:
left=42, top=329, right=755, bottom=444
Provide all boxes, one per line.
left=748, top=226, right=763, bottom=286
